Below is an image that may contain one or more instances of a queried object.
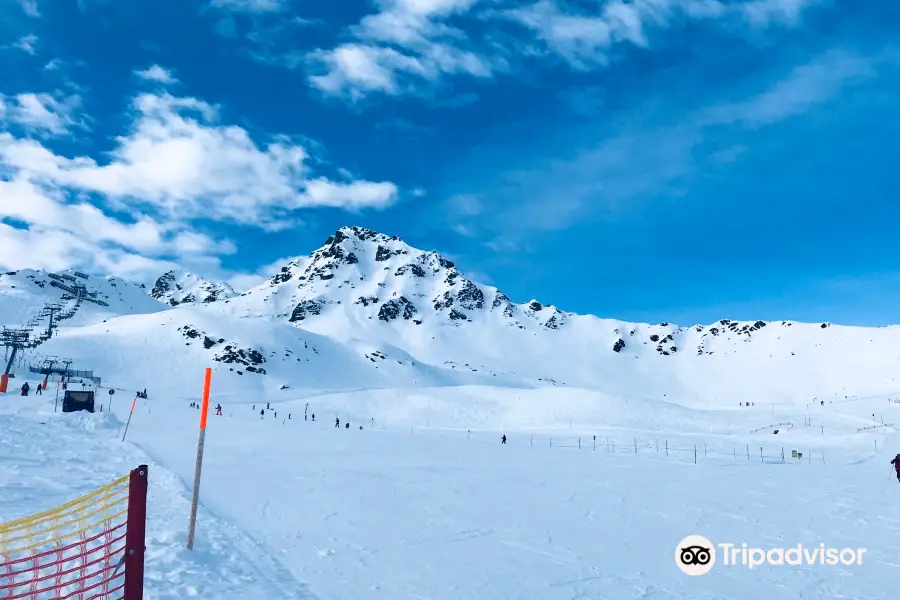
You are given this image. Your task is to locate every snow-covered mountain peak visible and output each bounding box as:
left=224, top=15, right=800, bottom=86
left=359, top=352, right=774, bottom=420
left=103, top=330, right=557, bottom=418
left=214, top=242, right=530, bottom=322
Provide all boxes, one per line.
left=226, top=226, right=561, bottom=331
left=150, top=270, right=237, bottom=306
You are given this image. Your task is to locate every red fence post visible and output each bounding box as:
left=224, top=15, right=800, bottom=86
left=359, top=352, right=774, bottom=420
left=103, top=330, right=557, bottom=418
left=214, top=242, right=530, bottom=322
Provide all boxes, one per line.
left=124, top=464, right=149, bottom=600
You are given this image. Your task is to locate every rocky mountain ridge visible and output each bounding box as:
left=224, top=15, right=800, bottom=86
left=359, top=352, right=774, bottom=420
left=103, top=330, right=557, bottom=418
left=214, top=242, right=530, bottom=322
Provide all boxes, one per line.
left=150, top=270, right=237, bottom=306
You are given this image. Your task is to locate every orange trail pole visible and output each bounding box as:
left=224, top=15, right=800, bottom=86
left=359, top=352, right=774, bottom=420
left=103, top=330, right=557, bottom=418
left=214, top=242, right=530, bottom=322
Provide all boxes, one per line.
left=121, top=398, right=138, bottom=442
left=187, top=368, right=212, bottom=550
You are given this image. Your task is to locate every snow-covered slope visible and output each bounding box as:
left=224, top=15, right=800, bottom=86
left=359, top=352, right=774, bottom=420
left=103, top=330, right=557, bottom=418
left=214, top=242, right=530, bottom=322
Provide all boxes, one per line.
left=30, top=306, right=523, bottom=400
left=4, top=381, right=898, bottom=600
left=5, top=226, right=900, bottom=407
left=150, top=270, right=237, bottom=306
left=206, top=226, right=900, bottom=404
left=0, top=268, right=166, bottom=329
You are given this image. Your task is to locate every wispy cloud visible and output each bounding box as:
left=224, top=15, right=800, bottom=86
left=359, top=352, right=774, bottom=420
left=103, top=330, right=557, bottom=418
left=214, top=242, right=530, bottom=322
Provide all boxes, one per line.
left=134, top=64, right=178, bottom=84
left=501, top=0, right=824, bottom=69
left=0, top=92, right=83, bottom=136
left=445, top=48, right=885, bottom=241
left=304, top=0, right=823, bottom=100
left=42, top=58, right=65, bottom=71
left=741, top=0, right=820, bottom=28
left=17, top=0, right=40, bottom=18
left=207, top=0, right=287, bottom=13
left=307, top=0, right=502, bottom=99
left=700, top=50, right=877, bottom=128
left=13, top=34, right=38, bottom=55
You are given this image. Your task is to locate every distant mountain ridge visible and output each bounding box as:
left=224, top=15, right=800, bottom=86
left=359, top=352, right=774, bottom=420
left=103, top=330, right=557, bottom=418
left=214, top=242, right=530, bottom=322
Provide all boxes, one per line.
left=1, top=227, right=897, bottom=406
left=150, top=270, right=237, bottom=306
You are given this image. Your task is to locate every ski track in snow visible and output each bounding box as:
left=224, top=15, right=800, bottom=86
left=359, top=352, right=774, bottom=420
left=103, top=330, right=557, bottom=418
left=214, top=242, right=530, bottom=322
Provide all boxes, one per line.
left=0, top=400, right=316, bottom=600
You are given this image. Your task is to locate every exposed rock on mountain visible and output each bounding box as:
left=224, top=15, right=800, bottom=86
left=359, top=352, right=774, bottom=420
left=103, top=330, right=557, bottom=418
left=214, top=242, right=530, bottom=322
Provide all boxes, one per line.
left=151, top=270, right=237, bottom=306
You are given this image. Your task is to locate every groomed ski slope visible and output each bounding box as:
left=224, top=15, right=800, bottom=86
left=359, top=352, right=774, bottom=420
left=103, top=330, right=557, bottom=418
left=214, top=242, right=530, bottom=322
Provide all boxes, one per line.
left=4, top=384, right=900, bottom=599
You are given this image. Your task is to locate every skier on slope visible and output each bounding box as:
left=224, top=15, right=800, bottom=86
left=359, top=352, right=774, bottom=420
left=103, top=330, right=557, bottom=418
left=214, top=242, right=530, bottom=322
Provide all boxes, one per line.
left=311, top=413, right=315, bottom=422
left=35, top=383, right=42, bottom=395
left=501, top=434, right=507, bottom=444
left=260, top=409, right=264, bottom=418
left=335, top=417, right=340, bottom=428
left=215, top=404, right=222, bottom=416
left=891, top=454, right=900, bottom=483
left=21, top=382, right=29, bottom=396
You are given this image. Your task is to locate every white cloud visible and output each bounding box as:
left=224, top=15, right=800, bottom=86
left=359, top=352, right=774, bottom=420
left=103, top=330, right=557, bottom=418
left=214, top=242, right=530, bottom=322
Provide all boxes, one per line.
left=0, top=190, right=212, bottom=281
left=17, top=0, right=40, bottom=17
left=303, top=179, right=400, bottom=210
left=0, top=86, right=402, bottom=280
left=447, top=49, right=883, bottom=240
left=226, top=256, right=294, bottom=291
left=135, top=65, right=178, bottom=84
left=0, top=176, right=232, bottom=257
left=43, top=58, right=65, bottom=71
left=702, top=50, right=877, bottom=128
left=501, top=0, right=820, bottom=69
left=0, top=92, right=399, bottom=229
left=741, top=0, right=818, bottom=27
left=307, top=0, right=822, bottom=98
left=208, top=0, right=287, bottom=13
left=14, top=34, right=38, bottom=55
left=0, top=93, right=82, bottom=135
left=307, top=0, right=498, bottom=99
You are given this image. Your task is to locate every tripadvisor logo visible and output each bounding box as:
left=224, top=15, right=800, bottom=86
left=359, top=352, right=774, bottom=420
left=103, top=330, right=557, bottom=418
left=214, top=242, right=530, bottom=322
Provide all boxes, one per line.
left=675, top=536, right=867, bottom=574
left=675, top=535, right=715, bottom=575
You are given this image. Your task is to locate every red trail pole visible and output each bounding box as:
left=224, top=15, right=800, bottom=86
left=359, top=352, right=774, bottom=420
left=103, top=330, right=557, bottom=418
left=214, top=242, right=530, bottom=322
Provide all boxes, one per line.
left=121, top=397, right=138, bottom=442
left=187, top=368, right=212, bottom=550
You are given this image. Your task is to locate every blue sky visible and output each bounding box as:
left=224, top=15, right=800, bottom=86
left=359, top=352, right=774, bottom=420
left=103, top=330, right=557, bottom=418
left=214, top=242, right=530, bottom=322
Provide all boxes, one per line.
left=1, top=0, right=898, bottom=326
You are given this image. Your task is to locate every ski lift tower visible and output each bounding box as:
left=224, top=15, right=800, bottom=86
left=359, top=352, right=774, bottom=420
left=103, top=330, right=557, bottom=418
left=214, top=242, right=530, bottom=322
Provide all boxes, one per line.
left=39, top=356, right=58, bottom=390
left=61, top=359, right=73, bottom=387
left=40, top=303, right=63, bottom=338
left=0, top=328, right=30, bottom=393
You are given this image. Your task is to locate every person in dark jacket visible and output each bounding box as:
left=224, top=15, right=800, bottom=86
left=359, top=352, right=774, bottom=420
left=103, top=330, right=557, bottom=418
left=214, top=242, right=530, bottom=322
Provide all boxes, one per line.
left=501, top=434, right=507, bottom=444
left=891, top=455, right=900, bottom=482
left=21, top=382, right=29, bottom=396
left=311, top=413, right=315, bottom=421
left=260, top=409, right=265, bottom=418
left=215, top=404, right=222, bottom=416
left=35, top=383, right=42, bottom=395
left=335, top=417, right=340, bottom=428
